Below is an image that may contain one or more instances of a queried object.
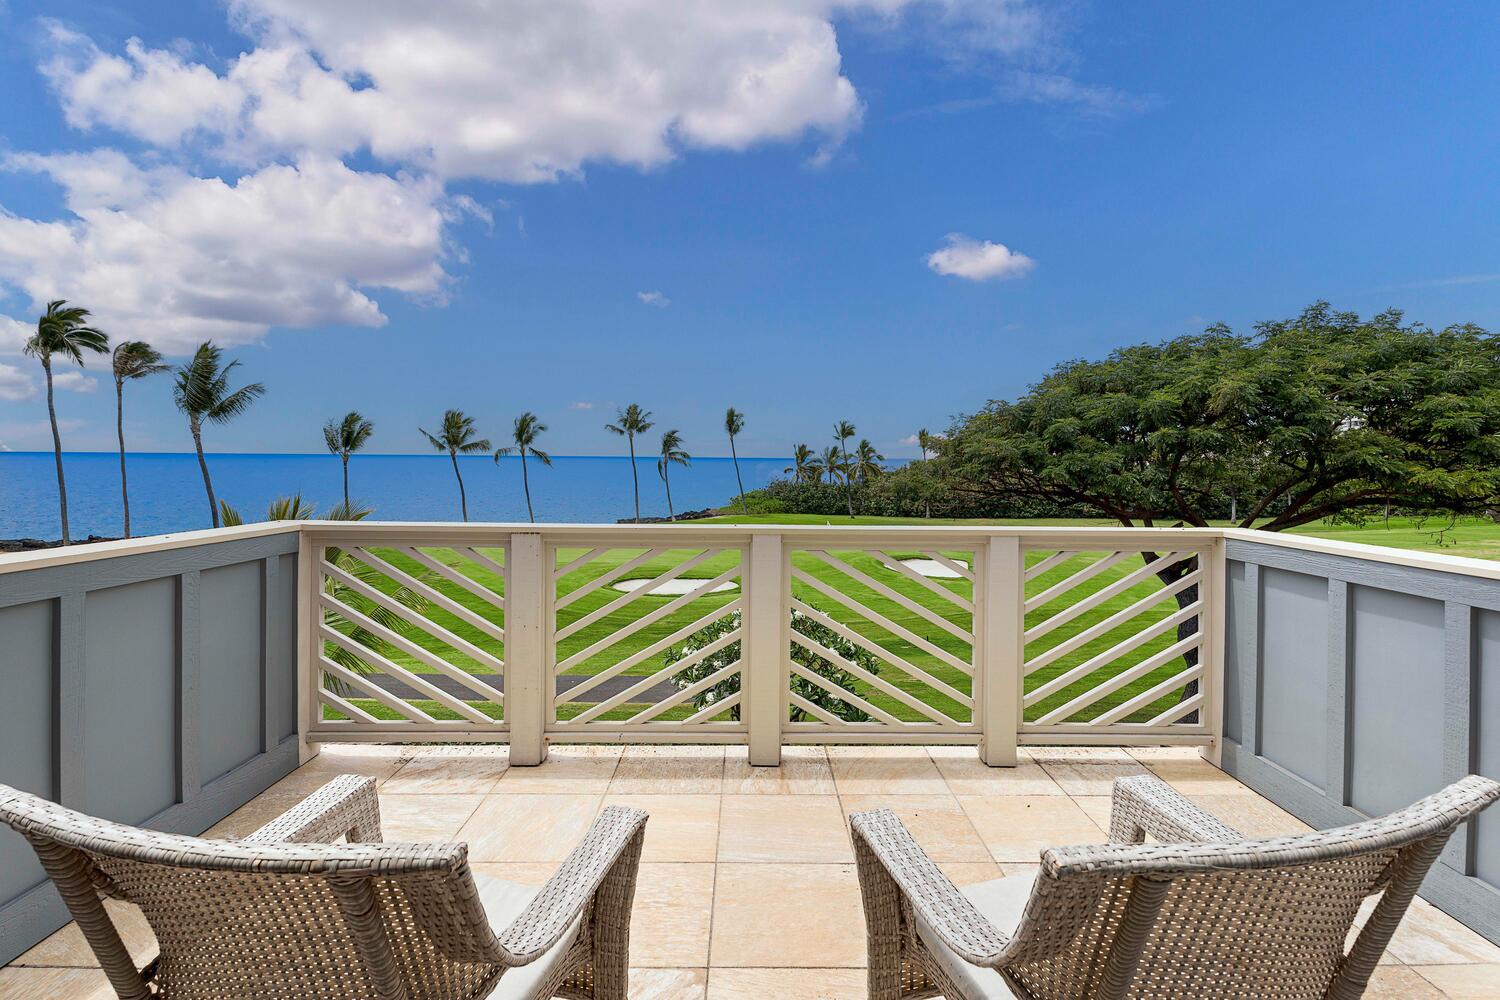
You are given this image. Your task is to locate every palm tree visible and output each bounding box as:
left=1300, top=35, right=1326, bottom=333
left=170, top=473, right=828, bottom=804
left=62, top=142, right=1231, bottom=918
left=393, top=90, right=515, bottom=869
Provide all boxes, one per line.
left=420, top=409, right=491, bottom=521
left=917, top=427, right=933, bottom=461
left=172, top=342, right=266, bottom=528
left=495, top=412, right=552, bottom=523
left=813, top=445, right=843, bottom=485
left=323, top=410, right=374, bottom=508
left=605, top=403, right=654, bottom=522
left=853, top=439, right=885, bottom=482
left=24, top=301, right=108, bottom=544
left=833, top=420, right=857, bottom=517
left=724, top=407, right=748, bottom=514
left=785, top=443, right=814, bottom=483
left=110, top=340, right=166, bottom=538
left=657, top=429, right=691, bottom=521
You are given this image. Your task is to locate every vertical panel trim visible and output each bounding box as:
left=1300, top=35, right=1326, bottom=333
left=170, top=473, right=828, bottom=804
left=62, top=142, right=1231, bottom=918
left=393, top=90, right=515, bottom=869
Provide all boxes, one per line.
left=1442, top=602, right=1474, bottom=873
left=261, top=556, right=279, bottom=754
left=56, top=591, right=85, bottom=807
left=1326, top=579, right=1349, bottom=806
left=1241, top=562, right=1261, bottom=756
left=177, top=570, right=201, bottom=802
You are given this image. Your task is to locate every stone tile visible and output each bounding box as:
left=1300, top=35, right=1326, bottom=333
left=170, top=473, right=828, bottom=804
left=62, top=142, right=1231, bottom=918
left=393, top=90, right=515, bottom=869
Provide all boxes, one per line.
left=1363, top=966, right=1446, bottom=998
left=1035, top=760, right=1149, bottom=797
left=493, top=746, right=621, bottom=794
left=1124, top=746, right=1206, bottom=761
left=724, top=746, right=834, bottom=794
left=611, top=747, right=726, bottom=794
left=1028, top=746, right=1136, bottom=764
left=999, top=862, right=1041, bottom=879
left=1138, top=757, right=1255, bottom=796
left=1411, top=965, right=1500, bottom=998
left=1184, top=793, right=1312, bottom=838
left=718, top=795, right=852, bottom=863
left=1071, top=795, right=1114, bottom=831
left=383, top=755, right=510, bottom=794
left=711, top=864, right=865, bottom=968
left=204, top=787, right=311, bottom=838
left=927, top=746, right=1064, bottom=796
left=269, top=747, right=405, bottom=792
left=826, top=746, right=946, bottom=796
left=472, top=862, right=558, bottom=887
left=706, top=968, right=866, bottom=999
left=0, top=968, right=116, bottom=1000
left=458, top=794, right=603, bottom=862
left=14, top=898, right=156, bottom=969
left=1387, top=898, right=1500, bottom=966
left=379, top=793, right=484, bottom=841
left=629, top=864, right=717, bottom=967
left=957, top=795, right=1105, bottom=862
left=937, top=861, right=1004, bottom=886
left=630, top=968, right=708, bottom=1000
left=604, top=794, right=721, bottom=863
left=840, top=794, right=990, bottom=863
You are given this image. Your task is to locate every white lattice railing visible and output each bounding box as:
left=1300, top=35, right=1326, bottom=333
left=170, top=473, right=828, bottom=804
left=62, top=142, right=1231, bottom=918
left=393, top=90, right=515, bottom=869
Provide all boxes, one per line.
left=298, top=524, right=1226, bottom=765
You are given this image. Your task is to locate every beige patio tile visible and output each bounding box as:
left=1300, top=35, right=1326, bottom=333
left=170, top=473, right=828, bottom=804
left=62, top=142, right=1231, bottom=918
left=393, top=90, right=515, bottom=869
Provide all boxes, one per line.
left=1071, top=795, right=1114, bottom=830
left=1363, top=966, right=1446, bottom=998
left=492, top=745, right=621, bottom=794
left=1027, top=746, right=1136, bottom=764
left=841, top=794, right=989, bottom=863
left=1124, top=746, right=1206, bottom=761
left=204, top=786, right=310, bottom=838
left=457, top=793, right=603, bottom=862
left=611, top=746, right=726, bottom=794
left=937, top=861, right=1004, bottom=886
left=826, top=746, right=945, bottom=796
left=1138, top=757, right=1255, bottom=796
left=927, top=745, right=1063, bottom=796
left=629, top=864, right=717, bottom=967
left=630, top=967, right=708, bottom=1000
left=999, top=862, right=1041, bottom=879
left=1386, top=897, right=1500, bottom=966
left=383, top=754, right=510, bottom=794
left=603, top=794, right=721, bottom=863
left=269, top=747, right=405, bottom=792
left=379, top=792, right=484, bottom=841
left=724, top=746, right=834, bottom=794
left=706, top=968, right=866, bottom=999
left=1184, top=792, right=1312, bottom=837
left=472, top=862, right=558, bottom=886
left=710, top=864, right=865, bottom=968
left=14, top=898, right=155, bottom=969
left=718, top=795, right=852, bottom=863
left=957, top=795, right=1105, bottom=862
left=1411, top=964, right=1500, bottom=997
left=0, top=967, right=115, bottom=1000
left=1034, top=759, right=1149, bottom=797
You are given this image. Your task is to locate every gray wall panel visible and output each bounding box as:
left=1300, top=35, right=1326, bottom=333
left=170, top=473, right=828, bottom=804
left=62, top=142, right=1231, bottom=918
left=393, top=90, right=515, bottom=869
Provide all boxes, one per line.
left=81, top=578, right=179, bottom=825
left=1347, top=585, right=1446, bottom=818
left=1258, top=567, right=1328, bottom=789
left=0, top=601, right=55, bottom=903
left=199, top=562, right=264, bottom=783
left=1476, top=609, right=1500, bottom=890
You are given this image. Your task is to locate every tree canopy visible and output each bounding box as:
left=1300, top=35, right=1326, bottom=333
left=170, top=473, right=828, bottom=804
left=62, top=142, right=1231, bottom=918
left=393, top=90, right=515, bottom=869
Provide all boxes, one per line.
left=937, top=303, right=1500, bottom=530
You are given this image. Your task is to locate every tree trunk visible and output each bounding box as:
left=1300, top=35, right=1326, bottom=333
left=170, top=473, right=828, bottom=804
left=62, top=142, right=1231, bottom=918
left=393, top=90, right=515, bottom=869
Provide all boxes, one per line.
left=664, top=466, right=675, bottom=520
left=451, top=451, right=469, bottom=521
left=730, top=436, right=747, bottom=514
left=43, top=359, right=70, bottom=544
left=628, top=435, right=640, bottom=522
left=1146, top=553, right=1200, bottom=721
left=191, top=419, right=218, bottom=528
left=521, top=451, right=534, bottom=523
left=342, top=455, right=350, bottom=508
left=116, top=377, right=131, bottom=537
left=840, top=443, right=854, bottom=517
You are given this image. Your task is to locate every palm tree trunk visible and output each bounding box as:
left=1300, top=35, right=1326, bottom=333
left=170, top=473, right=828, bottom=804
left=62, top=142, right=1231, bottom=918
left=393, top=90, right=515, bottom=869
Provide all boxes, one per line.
left=627, top=434, right=639, bottom=524
left=43, top=360, right=70, bottom=544
left=730, top=436, right=747, bottom=514
left=840, top=443, right=854, bottom=517
left=451, top=452, right=469, bottom=521
left=191, top=419, right=219, bottom=528
left=521, top=451, right=535, bottom=523
left=664, top=467, right=675, bottom=521
left=342, top=455, right=350, bottom=508
left=116, top=377, right=130, bottom=537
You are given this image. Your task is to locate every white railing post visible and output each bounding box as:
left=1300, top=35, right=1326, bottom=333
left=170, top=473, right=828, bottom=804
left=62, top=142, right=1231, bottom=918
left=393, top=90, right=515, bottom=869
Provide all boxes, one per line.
left=980, top=535, right=1023, bottom=766
left=506, top=532, right=549, bottom=765
left=296, top=527, right=320, bottom=764
left=1201, top=537, right=1228, bottom=767
left=745, top=532, right=785, bottom=766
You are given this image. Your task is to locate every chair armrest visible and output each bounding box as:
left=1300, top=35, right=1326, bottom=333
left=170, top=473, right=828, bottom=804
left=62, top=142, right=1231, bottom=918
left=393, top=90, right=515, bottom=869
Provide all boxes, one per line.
left=1109, top=774, right=1242, bottom=843
left=849, top=808, right=1010, bottom=967
left=242, top=775, right=383, bottom=844
left=493, top=806, right=649, bottom=965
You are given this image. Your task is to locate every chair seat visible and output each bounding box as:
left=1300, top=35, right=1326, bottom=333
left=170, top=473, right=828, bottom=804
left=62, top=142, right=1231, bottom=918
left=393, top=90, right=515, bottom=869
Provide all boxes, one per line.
left=476, top=874, right=584, bottom=1000
left=911, top=874, right=1035, bottom=1000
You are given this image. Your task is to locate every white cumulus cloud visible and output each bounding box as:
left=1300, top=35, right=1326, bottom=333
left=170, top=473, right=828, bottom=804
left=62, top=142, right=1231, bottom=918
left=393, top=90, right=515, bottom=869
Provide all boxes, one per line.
left=52, top=370, right=99, bottom=393
left=0, top=363, right=36, bottom=401
left=926, top=233, right=1035, bottom=281
left=636, top=291, right=670, bottom=308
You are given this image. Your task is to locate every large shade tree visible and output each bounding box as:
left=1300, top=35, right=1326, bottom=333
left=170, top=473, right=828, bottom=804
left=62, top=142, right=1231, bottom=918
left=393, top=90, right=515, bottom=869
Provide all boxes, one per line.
left=173, top=342, right=266, bottom=528
left=24, top=301, right=109, bottom=544
left=936, top=303, right=1500, bottom=707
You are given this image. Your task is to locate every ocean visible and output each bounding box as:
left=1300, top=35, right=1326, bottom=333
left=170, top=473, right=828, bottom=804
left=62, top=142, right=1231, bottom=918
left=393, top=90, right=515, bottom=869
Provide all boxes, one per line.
left=0, top=452, right=792, bottom=538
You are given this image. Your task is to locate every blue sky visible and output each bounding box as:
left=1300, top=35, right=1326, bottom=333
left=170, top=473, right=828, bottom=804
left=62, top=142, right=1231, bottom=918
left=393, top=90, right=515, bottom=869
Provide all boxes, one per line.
left=0, top=1, right=1496, bottom=458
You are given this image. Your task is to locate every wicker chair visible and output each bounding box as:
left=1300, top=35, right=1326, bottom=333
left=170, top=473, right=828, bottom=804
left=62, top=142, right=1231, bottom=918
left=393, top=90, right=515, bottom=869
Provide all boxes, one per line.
left=0, top=774, right=648, bottom=1000
left=850, top=773, right=1500, bottom=1000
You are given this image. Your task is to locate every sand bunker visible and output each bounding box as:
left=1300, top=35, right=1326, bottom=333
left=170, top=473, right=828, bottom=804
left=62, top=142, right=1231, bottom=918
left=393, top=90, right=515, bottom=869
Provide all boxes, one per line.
left=899, top=557, right=970, bottom=579
left=612, top=578, right=739, bottom=595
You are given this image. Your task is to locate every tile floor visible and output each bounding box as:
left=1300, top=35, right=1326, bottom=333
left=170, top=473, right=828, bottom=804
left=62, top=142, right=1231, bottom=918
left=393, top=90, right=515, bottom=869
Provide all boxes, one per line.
left=4, top=744, right=1499, bottom=999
